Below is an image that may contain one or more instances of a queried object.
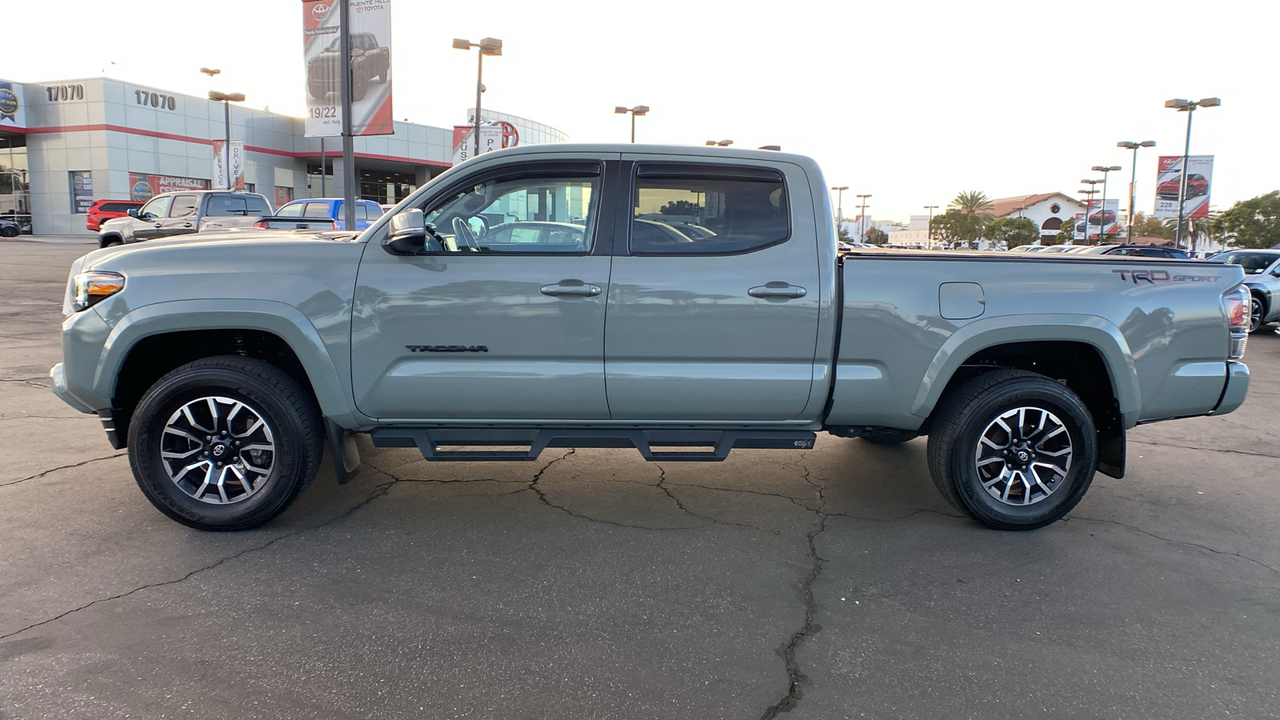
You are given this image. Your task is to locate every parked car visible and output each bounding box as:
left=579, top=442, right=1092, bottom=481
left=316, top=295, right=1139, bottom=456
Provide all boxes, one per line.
left=307, top=33, right=389, bottom=101
left=1156, top=173, right=1209, bottom=199
left=97, top=191, right=273, bottom=248
left=0, top=218, right=19, bottom=238
left=86, top=199, right=144, bottom=231
left=51, top=144, right=1252, bottom=533
left=1081, top=244, right=1189, bottom=259
left=275, top=198, right=384, bottom=231
left=1211, top=249, right=1280, bottom=333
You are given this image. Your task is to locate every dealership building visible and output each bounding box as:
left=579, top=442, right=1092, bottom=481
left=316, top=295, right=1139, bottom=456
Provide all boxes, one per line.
left=0, top=76, right=567, bottom=235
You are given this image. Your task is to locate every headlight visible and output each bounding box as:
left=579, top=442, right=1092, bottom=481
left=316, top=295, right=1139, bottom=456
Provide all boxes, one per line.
left=70, top=271, right=125, bottom=312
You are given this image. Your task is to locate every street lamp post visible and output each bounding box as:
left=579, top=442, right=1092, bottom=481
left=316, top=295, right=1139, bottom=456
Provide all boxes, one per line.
left=1165, top=97, right=1220, bottom=250
left=832, top=186, right=848, bottom=225
left=1079, top=179, right=1101, bottom=244
left=856, top=193, right=871, bottom=240
left=924, top=205, right=938, bottom=247
left=1117, top=140, right=1156, bottom=243
left=615, top=105, right=649, bottom=143
left=1090, top=166, right=1121, bottom=244
left=453, top=37, right=503, bottom=159
left=208, top=90, right=245, bottom=190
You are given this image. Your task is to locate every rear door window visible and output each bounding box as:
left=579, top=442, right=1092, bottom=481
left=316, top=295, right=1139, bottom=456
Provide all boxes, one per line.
left=631, top=164, right=789, bottom=255
left=304, top=202, right=332, bottom=218
left=169, top=194, right=199, bottom=217
left=276, top=203, right=304, bottom=217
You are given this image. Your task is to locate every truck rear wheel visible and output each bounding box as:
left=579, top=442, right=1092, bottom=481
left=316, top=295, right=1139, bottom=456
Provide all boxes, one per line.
left=126, top=356, right=323, bottom=531
left=926, top=370, right=1097, bottom=530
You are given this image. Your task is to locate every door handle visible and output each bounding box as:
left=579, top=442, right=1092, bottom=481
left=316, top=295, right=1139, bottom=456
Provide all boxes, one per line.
left=182, top=223, right=193, bottom=228
left=748, top=283, right=807, bottom=299
left=153, top=223, right=163, bottom=228
left=540, top=282, right=602, bottom=297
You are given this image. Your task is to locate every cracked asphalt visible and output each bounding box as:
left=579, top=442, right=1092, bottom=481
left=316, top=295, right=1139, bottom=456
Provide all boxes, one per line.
left=1, top=239, right=1277, bottom=719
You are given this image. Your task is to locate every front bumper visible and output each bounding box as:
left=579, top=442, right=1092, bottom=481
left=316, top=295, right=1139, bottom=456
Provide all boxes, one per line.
left=50, top=362, right=95, bottom=413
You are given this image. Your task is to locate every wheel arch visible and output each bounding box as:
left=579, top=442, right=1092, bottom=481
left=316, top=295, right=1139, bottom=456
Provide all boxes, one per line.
left=914, top=318, right=1139, bottom=478
left=99, top=300, right=362, bottom=447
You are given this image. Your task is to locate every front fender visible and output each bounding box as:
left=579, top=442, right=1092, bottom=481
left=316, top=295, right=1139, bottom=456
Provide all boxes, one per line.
left=95, top=298, right=366, bottom=427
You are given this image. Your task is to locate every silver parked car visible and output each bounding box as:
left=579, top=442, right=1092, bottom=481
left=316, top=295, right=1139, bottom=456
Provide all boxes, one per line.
left=1212, top=249, right=1280, bottom=333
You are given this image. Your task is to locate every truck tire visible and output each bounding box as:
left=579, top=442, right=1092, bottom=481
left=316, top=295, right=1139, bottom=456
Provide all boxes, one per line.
left=352, top=73, right=368, bottom=101
left=126, top=356, right=323, bottom=531
left=926, top=369, right=1097, bottom=531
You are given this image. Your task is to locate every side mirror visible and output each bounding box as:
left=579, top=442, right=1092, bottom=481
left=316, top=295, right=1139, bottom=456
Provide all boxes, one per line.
left=127, top=208, right=139, bottom=217
left=383, top=209, right=427, bottom=255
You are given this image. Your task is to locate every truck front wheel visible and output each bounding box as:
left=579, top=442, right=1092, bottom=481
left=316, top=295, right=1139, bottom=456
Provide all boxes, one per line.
left=126, top=356, right=323, bottom=531
left=927, top=370, right=1097, bottom=530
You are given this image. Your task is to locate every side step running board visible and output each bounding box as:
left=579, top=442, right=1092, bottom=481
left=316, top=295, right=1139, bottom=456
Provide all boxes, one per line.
left=370, top=427, right=816, bottom=462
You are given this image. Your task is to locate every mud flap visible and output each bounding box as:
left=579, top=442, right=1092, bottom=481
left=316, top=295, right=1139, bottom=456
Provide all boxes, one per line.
left=324, top=418, right=362, bottom=485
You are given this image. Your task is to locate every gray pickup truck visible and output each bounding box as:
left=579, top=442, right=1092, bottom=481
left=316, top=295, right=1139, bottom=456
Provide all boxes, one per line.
left=98, top=190, right=273, bottom=248
left=52, top=144, right=1253, bottom=532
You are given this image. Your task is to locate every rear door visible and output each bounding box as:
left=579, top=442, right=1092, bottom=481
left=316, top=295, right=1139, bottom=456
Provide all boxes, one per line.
left=604, top=157, right=821, bottom=421
left=351, top=156, right=618, bottom=421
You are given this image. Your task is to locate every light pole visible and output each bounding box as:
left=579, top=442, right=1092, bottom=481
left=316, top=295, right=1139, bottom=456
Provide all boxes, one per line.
left=1165, top=97, right=1220, bottom=249
left=615, top=105, right=649, bottom=143
left=705, top=139, right=733, bottom=147
left=832, top=186, right=848, bottom=225
left=208, top=90, right=245, bottom=190
left=924, top=205, right=938, bottom=247
left=1079, top=179, right=1101, bottom=243
left=453, top=37, right=502, bottom=160
left=1117, top=140, right=1155, bottom=242
left=856, top=193, right=871, bottom=240
left=1090, top=166, right=1121, bottom=244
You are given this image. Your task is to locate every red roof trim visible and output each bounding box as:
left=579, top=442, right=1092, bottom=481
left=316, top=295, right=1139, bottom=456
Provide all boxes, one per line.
left=18, top=123, right=450, bottom=167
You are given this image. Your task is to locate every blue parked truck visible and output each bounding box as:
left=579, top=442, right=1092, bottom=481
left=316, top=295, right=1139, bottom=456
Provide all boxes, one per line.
left=274, top=197, right=385, bottom=231
left=52, top=144, right=1252, bottom=531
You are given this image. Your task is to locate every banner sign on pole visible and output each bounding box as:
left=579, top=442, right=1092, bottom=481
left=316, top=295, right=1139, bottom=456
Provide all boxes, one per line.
left=1153, top=155, right=1213, bottom=219
left=1075, top=199, right=1120, bottom=240
left=302, top=0, right=394, bottom=138
left=451, top=121, right=520, bottom=165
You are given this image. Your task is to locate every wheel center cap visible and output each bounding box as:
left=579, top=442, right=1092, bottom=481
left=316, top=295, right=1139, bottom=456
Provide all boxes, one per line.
left=211, top=441, right=231, bottom=459
left=1016, top=450, right=1030, bottom=463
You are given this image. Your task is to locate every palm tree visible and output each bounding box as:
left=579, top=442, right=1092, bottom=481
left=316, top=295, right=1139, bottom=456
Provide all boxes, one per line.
left=949, top=191, right=995, bottom=248
left=951, top=190, right=995, bottom=219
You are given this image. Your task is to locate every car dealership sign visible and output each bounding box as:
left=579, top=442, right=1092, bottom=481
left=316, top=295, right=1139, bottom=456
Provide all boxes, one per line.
left=1153, top=155, right=1213, bottom=219
left=302, top=0, right=394, bottom=137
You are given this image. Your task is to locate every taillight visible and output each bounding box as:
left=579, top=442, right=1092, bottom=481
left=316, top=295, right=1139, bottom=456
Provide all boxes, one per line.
left=1223, top=285, right=1249, bottom=360
left=254, top=220, right=268, bottom=229
left=330, top=220, right=338, bottom=229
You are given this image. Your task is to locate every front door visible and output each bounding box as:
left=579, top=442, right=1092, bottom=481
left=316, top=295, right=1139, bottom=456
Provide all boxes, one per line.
left=604, top=158, right=822, bottom=421
left=351, top=159, right=614, bottom=422
left=130, top=194, right=172, bottom=242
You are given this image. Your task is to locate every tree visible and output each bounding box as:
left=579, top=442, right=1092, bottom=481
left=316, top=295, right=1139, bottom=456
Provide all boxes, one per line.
left=1128, top=212, right=1174, bottom=240
left=659, top=200, right=700, bottom=216
left=837, top=224, right=852, bottom=243
left=931, top=207, right=984, bottom=248
left=985, top=217, right=1040, bottom=249
left=946, top=191, right=995, bottom=248
left=1212, top=192, right=1280, bottom=249
left=867, top=227, right=889, bottom=245
left=1056, top=216, right=1080, bottom=246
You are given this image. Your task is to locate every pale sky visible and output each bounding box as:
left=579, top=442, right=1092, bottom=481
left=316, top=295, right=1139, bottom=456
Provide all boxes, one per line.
left=6, top=0, right=1274, bottom=222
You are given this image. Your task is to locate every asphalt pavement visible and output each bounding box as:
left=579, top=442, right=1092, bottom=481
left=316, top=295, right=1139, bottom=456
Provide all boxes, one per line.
left=1, top=238, right=1277, bottom=719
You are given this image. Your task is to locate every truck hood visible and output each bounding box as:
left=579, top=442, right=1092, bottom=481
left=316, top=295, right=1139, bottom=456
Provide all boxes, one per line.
left=82, top=228, right=362, bottom=269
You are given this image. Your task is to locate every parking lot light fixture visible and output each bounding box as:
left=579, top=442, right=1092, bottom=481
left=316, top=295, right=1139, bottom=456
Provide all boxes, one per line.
left=1117, top=140, right=1156, bottom=243
left=704, top=139, right=732, bottom=147
left=454, top=37, right=503, bottom=159
left=615, top=105, right=650, bottom=143
left=924, top=205, right=938, bottom=246
left=1080, top=179, right=1102, bottom=243
left=831, top=186, right=848, bottom=224
left=208, top=91, right=245, bottom=190
left=1090, top=166, right=1121, bottom=244
left=1166, top=97, right=1220, bottom=249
